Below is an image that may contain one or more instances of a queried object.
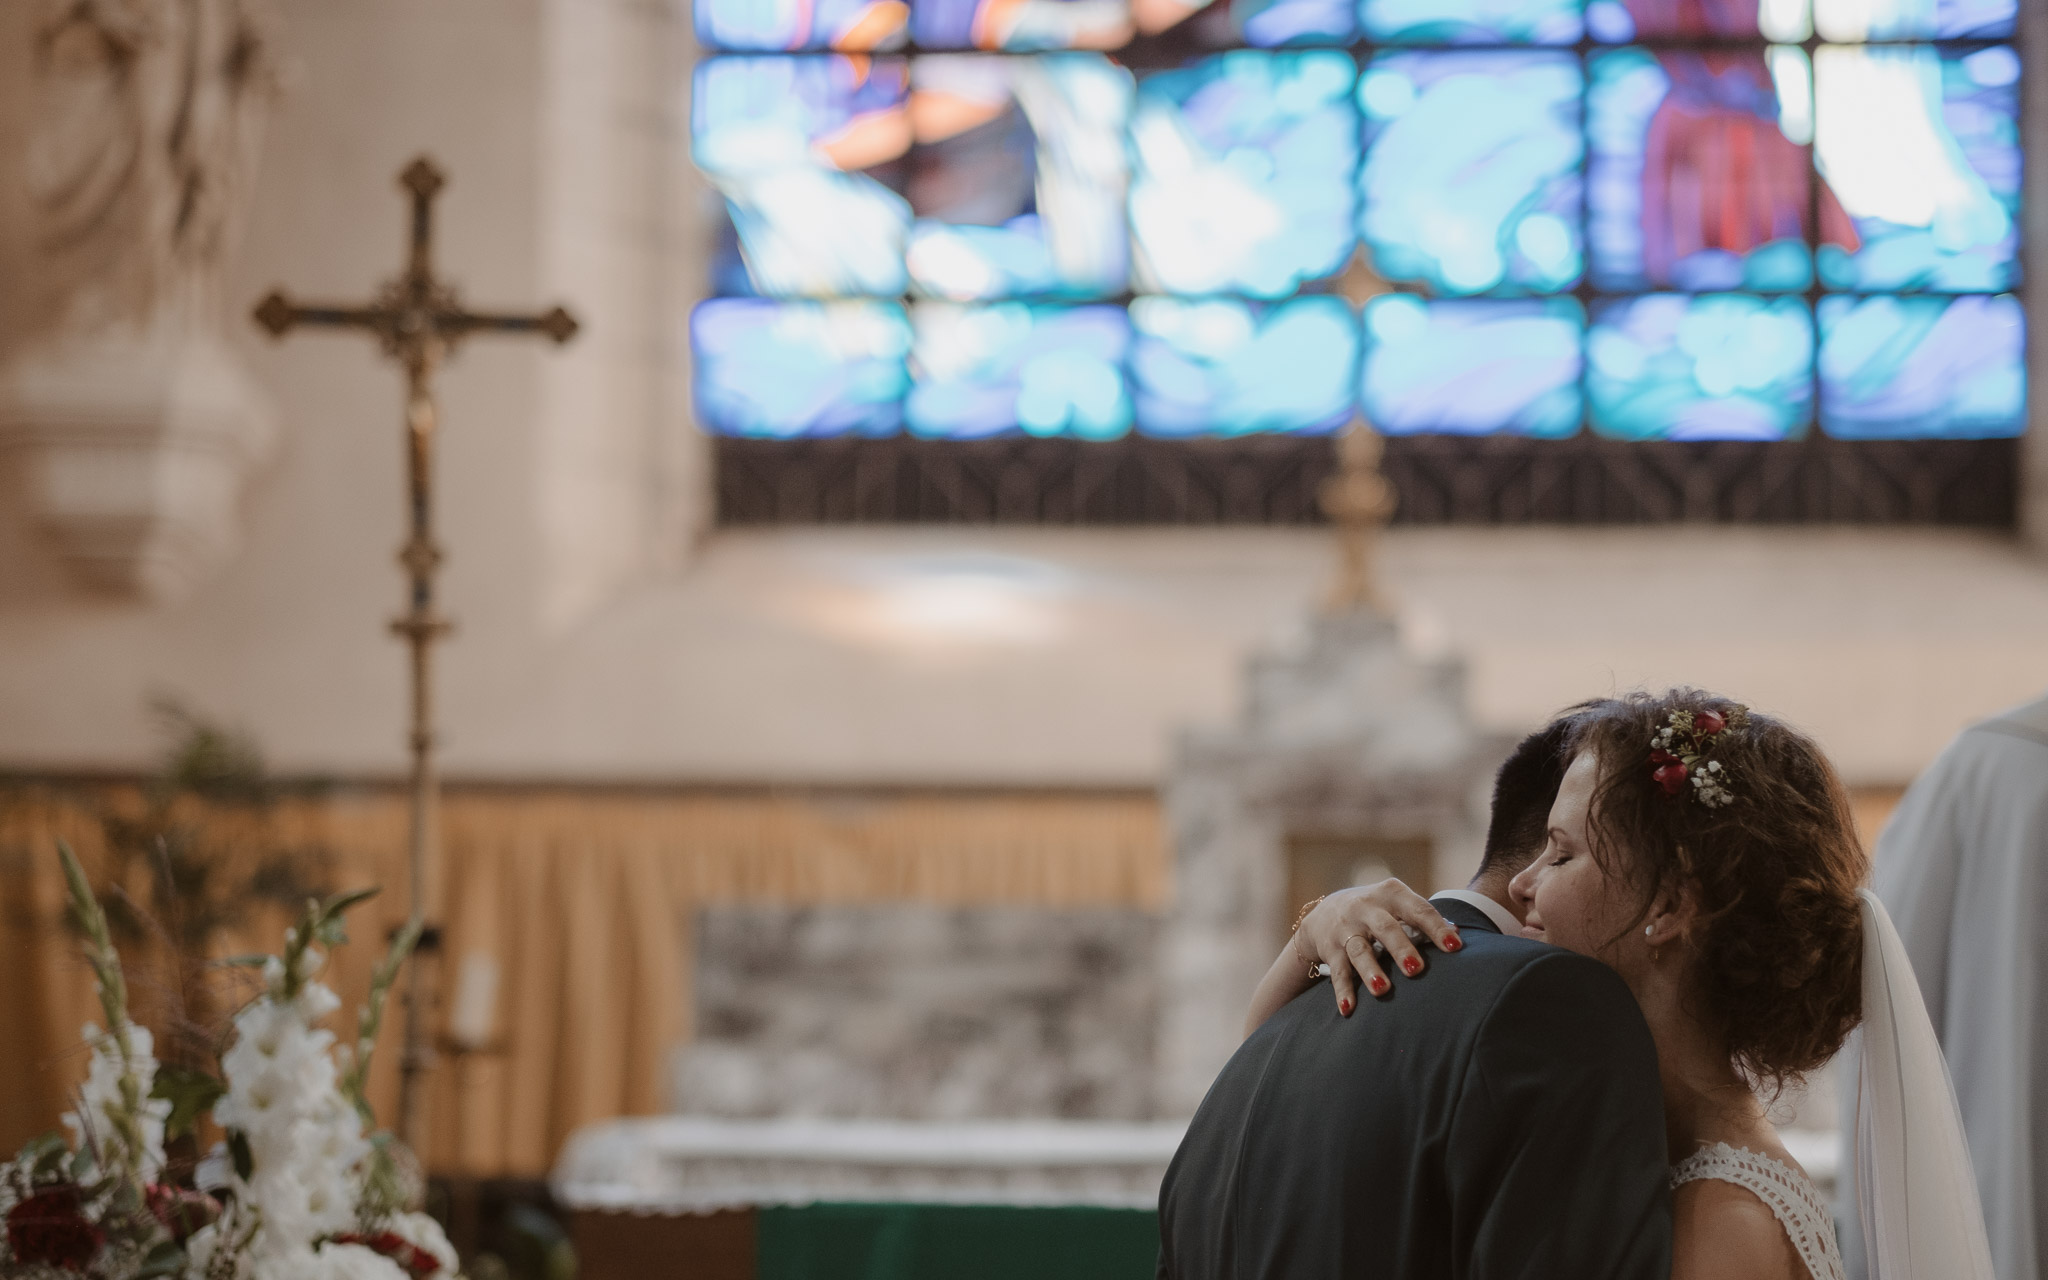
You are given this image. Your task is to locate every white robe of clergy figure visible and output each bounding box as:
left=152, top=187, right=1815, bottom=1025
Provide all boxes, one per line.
left=1838, top=691, right=2048, bottom=1280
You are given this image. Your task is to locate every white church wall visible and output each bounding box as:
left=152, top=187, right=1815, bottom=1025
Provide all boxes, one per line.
left=533, top=0, right=709, bottom=627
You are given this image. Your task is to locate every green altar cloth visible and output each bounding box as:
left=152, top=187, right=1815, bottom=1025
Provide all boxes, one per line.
left=759, top=1204, right=1159, bottom=1280
left=568, top=1203, right=1159, bottom=1280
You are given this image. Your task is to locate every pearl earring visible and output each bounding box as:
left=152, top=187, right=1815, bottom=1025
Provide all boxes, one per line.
left=1645, top=923, right=1659, bottom=963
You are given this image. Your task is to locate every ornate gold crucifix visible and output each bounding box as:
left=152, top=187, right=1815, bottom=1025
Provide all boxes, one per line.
left=252, top=156, right=578, bottom=1151
left=1321, top=421, right=1397, bottom=613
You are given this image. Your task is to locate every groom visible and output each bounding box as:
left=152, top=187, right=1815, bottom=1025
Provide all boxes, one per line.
left=1157, top=714, right=1672, bottom=1279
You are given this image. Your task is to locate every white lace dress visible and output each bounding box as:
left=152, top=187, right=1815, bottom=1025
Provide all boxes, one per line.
left=1670, top=1143, right=1846, bottom=1280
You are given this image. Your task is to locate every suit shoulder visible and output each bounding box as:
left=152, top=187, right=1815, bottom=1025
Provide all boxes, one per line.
left=1478, top=947, right=1656, bottom=1052
left=1437, top=930, right=1618, bottom=992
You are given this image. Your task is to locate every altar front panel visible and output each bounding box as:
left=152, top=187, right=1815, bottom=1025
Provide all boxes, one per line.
left=572, top=1205, right=1158, bottom=1280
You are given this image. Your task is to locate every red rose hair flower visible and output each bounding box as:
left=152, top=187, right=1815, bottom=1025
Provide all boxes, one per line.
left=1646, top=705, right=1748, bottom=808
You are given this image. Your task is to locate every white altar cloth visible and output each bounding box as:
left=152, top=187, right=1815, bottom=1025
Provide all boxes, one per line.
left=550, top=1117, right=1188, bottom=1214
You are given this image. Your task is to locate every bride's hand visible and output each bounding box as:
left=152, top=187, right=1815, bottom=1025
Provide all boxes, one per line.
left=1297, top=881, right=1462, bottom=1015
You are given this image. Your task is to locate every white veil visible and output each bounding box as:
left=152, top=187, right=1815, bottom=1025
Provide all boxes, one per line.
left=1852, top=888, right=1996, bottom=1279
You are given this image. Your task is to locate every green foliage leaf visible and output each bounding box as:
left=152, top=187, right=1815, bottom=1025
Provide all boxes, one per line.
left=312, top=887, right=380, bottom=947
left=135, top=1239, right=188, bottom=1278
left=57, top=841, right=98, bottom=934
left=151, top=1064, right=226, bottom=1140
left=105, top=1180, right=143, bottom=1216
left=503, top=1202, right=579, bottom=1280
left=344, top=918, right=422, bottom=1124
left=355, top=1134, right=405, bottom=1222
left=227, top=1128, right=253, bottom=1182
left=18, top=1131, right=69, bottom=1179
left=56, top=840, right=127, bottom=1031
left=152, top=698, right=270, bottom=801
left=214, top=955, right=271, bottom=969
left=69, top=1144, right=94, bottom=1181
left=322, top=887, right=380, bottom=915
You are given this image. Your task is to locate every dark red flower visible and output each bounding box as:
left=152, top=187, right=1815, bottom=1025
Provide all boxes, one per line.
left=6, top=1185, right=104, bottom=1272
left=145, top=1184, right=220, bottom=1243
left=1652, top=761, right=1689, bottom=796
left=1649, top=749, right=1681, bottom=766
left=1694, top=710, right=1727, bottom=735
left=331, top=1230, right=445, bottom=1280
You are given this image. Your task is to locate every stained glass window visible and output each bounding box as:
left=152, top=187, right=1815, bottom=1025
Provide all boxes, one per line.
left=690, top=0, right=2026, bottom=449
left=1134, top=296, right=1359, bottom=433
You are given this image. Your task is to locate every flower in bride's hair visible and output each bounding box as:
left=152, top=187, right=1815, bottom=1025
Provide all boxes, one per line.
left=1653, top=760, right=1689, bottom=795
left=1694, top=709, right=1727, bottom=735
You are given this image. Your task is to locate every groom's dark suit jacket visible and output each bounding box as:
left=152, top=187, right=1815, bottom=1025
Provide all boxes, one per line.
left=1157, top=897, right=1671, bottom=1280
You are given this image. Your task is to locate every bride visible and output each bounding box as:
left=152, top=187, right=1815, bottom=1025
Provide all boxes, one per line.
left=1250, top=690, right=1994, bottom=1280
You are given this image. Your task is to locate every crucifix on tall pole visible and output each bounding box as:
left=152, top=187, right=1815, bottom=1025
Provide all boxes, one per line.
left=252, top=156, right=579, bottom=1152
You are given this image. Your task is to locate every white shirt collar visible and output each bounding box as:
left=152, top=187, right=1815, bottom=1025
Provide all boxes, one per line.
left=1431, top=888, right=1523, bottom=937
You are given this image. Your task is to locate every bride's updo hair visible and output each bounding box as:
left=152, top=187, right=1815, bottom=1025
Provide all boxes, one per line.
left=1568, top=689, right=1866, bottom=1094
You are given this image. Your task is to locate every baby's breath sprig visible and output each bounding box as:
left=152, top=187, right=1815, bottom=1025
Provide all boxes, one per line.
left=1647, top=705, right=1747, bottom=808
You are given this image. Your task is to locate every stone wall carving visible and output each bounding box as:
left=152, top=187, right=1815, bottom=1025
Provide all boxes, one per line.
left=1157, top=605, right=1505, bottom=1115
left=677, top=905, right=1160, bottom=1122
left=0, top=0, right=282, bottom=600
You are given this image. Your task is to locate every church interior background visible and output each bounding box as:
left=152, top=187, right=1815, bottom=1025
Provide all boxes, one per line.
left=0, top=0, right=2042, bottom=1274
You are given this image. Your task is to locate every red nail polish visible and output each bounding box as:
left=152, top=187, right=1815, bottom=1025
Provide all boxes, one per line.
left=1339, top=999, right=1352, bottom=1016
left=1401, top=957, right=1421, bottom=976
left=1370, top=976, right=1389, bottom=996
left=1443, top=934, right=1462, bottom=952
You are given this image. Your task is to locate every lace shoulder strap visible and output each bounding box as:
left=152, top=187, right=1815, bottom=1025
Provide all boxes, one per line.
left=1670, top=1143, right=1845, bottom=1280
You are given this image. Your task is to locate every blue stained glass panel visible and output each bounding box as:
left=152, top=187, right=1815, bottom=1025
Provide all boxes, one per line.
left=1125, top=0, right=1355, bottom=46
left=1815, top=45, right=2020, bottom=292
left=1362, top=296, right=1584, bottom=436
left=1819, top=294, right=2024, bottom=439
left=907, top=303, right=1132, bottom=438
left=1131, top=297, right=1358, bottom=436
left=911, top=0, right=1135, bottom=49
left=1360, top=51, right=1582, bottom=295
left=695, top=0, right=911, bottom=51
left=1588, top=294, right=1812, bottom=440
left=1226, top=0, right=1358, bottom=46
left=1588, top=0, right=1810, bottom=40
left=905, top=54, right=1132, bottom=301
left=1588, top=48, right=1815, bottom=292
left=1814, top=0, right=2016, bottom=40
left=693, top=56, right=913, bottom=298
left=1129, top=51, right=1359, bottom=298
left=693, top=299, right=912, bottom=437
left=1362, top=0, right=1582, bottom=44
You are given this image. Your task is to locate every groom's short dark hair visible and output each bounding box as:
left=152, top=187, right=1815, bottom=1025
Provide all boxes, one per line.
left=1479, top=702, right=1611, bottom=878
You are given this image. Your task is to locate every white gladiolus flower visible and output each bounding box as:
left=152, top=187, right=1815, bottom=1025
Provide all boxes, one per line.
left=302, top=1243, right=411, bottom=1280
left=207, top=956, right=376, bottom=1276
left=62, top=1019, right=170, bottom=1182
left=184, top=1221, right=222, bottom=1276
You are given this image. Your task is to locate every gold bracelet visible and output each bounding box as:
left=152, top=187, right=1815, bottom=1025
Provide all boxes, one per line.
left=1290, top=894, right=1326, bottom=935
left=1290, top=895, right=1326, bottom=979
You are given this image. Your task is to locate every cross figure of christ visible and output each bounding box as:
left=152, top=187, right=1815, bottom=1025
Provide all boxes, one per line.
left=252, top=155, right=578, bottom=1151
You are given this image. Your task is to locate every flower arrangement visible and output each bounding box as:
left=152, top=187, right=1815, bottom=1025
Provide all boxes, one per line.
left=1, top=845, right=450, bottom=1280
left=1648, top=705, right=1747, bottom=808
